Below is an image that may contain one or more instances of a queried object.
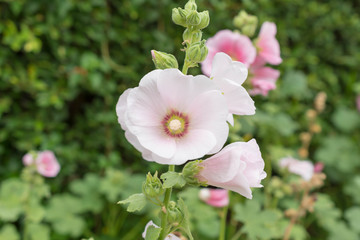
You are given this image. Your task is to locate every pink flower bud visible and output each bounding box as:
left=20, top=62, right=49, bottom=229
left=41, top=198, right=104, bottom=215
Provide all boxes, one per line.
left=196, top=139, right=266, bottom=199
left=36, top=151, right=60, bottom=178
left=199, top=188, right=229, bottom=207
left=22, top=153, right=34, bottom=166
left=279, top=157, right=314, bottom=181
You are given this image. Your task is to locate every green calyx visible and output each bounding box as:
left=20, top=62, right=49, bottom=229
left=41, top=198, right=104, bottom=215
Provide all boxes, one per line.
left=182, top=160, right=207, bottom=186
left=142, top=171, right=165, bottom=198
left=233, top=10, right=258, bottom=37
left=151, top=50, right=178, bottom=69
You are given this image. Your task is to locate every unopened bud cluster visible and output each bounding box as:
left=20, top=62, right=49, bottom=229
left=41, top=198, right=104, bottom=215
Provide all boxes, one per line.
left=142, top=171, right=164, bottom=198
left=233, top=10, right=258, bottom=37
left=172, top=0, right=210, bottom=69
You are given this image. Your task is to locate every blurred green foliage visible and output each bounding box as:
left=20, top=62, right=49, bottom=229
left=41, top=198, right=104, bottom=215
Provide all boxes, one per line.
left=0, top=0, right=359, bottom=239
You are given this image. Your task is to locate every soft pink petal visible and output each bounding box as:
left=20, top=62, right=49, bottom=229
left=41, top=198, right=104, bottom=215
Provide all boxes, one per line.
left=129, top=126, right=176, bottom=159
left=214, top=78, right=255, bottom=115
left=171, top=129, right=216, bottom=164
left=211, top=52, right=248, bottom=85
left=36, top=151, right=60, bottom=178
left=279, top=157, right=314, bottom=181
left=257, top=22, right=282, bottom=65
left=116, top=88, right=132, bottom=130
left=22, top=153, right=34, bottom=166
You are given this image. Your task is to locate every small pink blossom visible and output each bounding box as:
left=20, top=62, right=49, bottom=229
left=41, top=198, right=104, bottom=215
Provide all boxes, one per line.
left=256, top=22, right=282, bottom=65
left=142, top=221, right=180, bottom=240
left=279, top=157, right=314, bottom=181
left=36, top=151, right=60, bottom=178
left=116, top=69, right=229, bottom=165
left=357, top=95, right=360, bottom=112
left=248, top=65, right=280, bottom=96
left=22, top=153, right=34, bottom=166
left=201, top=30, right=256, bottom=76
left=196, top=139, right=266, bottom=199
left=199, top=188, right=229, bottom=207
left=314, top=162, right=324, bottom=173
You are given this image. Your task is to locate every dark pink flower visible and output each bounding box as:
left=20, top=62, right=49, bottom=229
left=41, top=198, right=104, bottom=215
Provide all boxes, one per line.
left=199, top=188, right=229, bottom=207
left=248, top=65, right=280, bottom=96
left=201, top=30, right=256, bottom=76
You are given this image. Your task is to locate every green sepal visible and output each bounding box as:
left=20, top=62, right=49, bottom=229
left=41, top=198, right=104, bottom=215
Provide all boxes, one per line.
left=145, top=225, right=162, bottom=240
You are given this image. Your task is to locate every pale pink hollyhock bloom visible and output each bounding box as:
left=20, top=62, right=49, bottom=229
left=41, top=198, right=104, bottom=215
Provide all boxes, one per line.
left=356, top=95, right=360, bottom=112
left=314, top=162, right=324, bottom=173
left=36, top=151, right=60, bottom=178
left=22, top=153, right=34, bottom=166
left=210, top=52, right=255, bottom=117
left=197, top=139, right=266, bottom=199
left=199, top=188, right=229, bottom=207
left=201, top=30, right=256, bottom=76
left=116, top=69, right=229, bottom=165
left=256, top=22, right=282, bottom=65
left=142, top=221, right=180, bottom=240
left=248, top=66, right=280, bottom=96
left=279, top=157, right=314, bottom=181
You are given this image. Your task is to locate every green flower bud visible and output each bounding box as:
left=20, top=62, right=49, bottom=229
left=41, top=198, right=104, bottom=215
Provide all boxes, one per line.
left=197, top=11, right=210, bottom=29
left=182, top=160, right=206, bottom=186
left=167, top=201, right=183, bottom=225
left=233, top=10, right=258, bottom=37
left=186, top=11, right=201, bottom=26
left=151, top=50, right=179, bottom=69
left=183, top=29, right=202, bottom=44
left=184, top=0, right=197, bottom=11
left=142, top=171, right=164, bottom=198
left=187, top=40, right=208, bottom=63
left=172, top=8, right=187, bottom=27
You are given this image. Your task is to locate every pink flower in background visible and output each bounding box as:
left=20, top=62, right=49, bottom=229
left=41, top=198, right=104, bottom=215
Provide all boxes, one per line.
left=142, top=221, right=180, bottom=240
left=201, top=30, right=256, bottom=76
left=248, top=66, right=280, bottom=96
left=209, top=53, right=255, bottom=120
left=22, top=153, right=34, bottom=166
left=314, top=162, right=324, bottom=173
left=116, top=69, right=229, bottom=165
left=22, top=151, right=60, bottom=177
left=357, top=95, right=360, bottom=112
left=199, top=188, right=229, bottom=207
left=196, top=139, right=266, bottom=199
left=36, top=151, right=60, bottom=177
left=256, top=22, right=282, bottom=65
left=279, top=157, right=314, bottom=181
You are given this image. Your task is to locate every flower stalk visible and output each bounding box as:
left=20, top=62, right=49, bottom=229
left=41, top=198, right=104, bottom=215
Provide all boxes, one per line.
left=159, top=165, right=175, bottom=239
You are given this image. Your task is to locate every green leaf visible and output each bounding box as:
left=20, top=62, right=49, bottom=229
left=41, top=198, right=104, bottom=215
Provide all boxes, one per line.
left=118, top=193, right=147, bottom=212
left=0, top=225, right=20, bottom=240
left=145, top=225, right=162, bottom=240
left=28, top=223, right=50, bottom=240
left=280, top=70, right=309, bottom=99
left=332, top=107, right=360, bottom=132
left=161, top=172, right=186, bottom=188
left=233, top=200, right=283, bottom=240
left=177, top=198, right=193, bottom=240
left=314, top=194, right=341, bottom=230
left=45, top=194, right=86, bottom=237
left=345, top=207, right=360, bottom=233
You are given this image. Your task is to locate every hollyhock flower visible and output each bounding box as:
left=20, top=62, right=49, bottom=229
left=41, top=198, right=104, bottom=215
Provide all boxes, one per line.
left=196, top=139, right=266, bottom=199
left=199, top=188, right=229, bottom=207
left=142, top=221, right=180, bottom=240
left=201, top=30, right=256, bottom=76
left=22, top=153, right=34, bottom=166
left=36, top=151, right=60, bottom=178
left=356, top=95, right=360, bottom=112
left=116, top=69, right=229, bottom=165
left=210, top=52, right=256, bottom=116
left=256, top=22, right=282, bottom=65
left=248, top=65, right=280, bottom=96
left=279, top=157, right=314, bottom=181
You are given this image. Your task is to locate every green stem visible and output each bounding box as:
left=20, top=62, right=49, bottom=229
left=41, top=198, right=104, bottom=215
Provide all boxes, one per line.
left=159, top=165, right=175, bottom=239
left=219, top=203, right=229, bottom=240
left=182, top=60, right=189, bottom=74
